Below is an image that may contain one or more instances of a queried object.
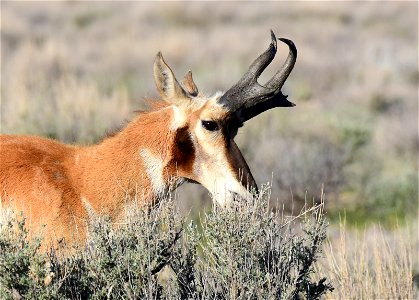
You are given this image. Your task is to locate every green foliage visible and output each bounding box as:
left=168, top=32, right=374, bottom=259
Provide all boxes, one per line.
left=336, top=120, right=371, bottom=158
left=0, top=190, right=333, bottom=299
left=335, top=172, right=418, bottom=227
left=0, top=215, right=56, bottom=299
left=173, top=187, right=333, bottom=299
left=49, top=202, right=184, bottom=299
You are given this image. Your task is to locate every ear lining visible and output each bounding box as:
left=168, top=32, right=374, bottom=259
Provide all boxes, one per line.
left=153, top=52, right=191, bottom=107
left=182, top=70, right=199, bottom=97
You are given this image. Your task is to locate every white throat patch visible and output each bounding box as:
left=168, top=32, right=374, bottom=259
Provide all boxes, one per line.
left=140, top=149, right=166, bottom=197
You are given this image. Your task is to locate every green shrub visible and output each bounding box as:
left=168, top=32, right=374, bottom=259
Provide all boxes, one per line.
left=337, top=172, right=418, bottom=227
left=0, top=188, right=333, bottom=299
left=170, top=186, right=333, bottom=299
left=0, top=216, right=56, bottom=299
left=337, top=120, right=371, bottom=159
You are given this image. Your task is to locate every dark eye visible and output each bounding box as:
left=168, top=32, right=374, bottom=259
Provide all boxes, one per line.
left=201, top=120, right=219, bottom=132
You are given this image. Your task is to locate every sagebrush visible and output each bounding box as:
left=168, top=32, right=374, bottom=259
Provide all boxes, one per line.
left=0, top=187, right=333, bottom=299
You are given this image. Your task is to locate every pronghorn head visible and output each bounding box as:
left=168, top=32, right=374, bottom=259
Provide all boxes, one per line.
left=153, top=31, right=297, bottom=206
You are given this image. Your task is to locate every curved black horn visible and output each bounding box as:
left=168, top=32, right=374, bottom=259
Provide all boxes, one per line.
left=236, top=30, right=277, bottom=86
left=265, top=38, right=297, bottom=90
left=218, top=31, right=297, bottom=122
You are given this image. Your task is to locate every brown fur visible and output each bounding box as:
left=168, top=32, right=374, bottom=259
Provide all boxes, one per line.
left=1, top=53, right=257, bottom=248
left=0, top=107, right=186, bottom=245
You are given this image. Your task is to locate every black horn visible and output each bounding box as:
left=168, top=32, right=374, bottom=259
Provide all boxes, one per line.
left=218, top=30, right=297, bottom=122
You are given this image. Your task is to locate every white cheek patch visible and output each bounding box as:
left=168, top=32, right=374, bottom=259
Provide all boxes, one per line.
left=193, top=125, right=253, bottom=207
left=140, top=149, right=166, bottom=197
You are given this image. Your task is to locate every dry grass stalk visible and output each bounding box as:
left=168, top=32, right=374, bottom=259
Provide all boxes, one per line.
left=316, top=219, right=417, bottom=299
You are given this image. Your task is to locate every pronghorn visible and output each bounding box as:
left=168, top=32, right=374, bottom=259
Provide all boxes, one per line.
left=0, top=31, right=296, bottom=245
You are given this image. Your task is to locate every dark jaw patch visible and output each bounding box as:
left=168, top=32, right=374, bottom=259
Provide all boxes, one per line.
left=226, top=139, right=258, bottom=192
left=173, top=127, right=195, bottom=174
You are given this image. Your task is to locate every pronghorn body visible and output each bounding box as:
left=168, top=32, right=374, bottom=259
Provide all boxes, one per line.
left=0, top=98, right=249, bottom=244
left=0, top=31, right=297, bottom=246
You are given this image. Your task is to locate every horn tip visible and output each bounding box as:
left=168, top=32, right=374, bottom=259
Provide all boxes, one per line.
left=270, top=29, right=276, bottom=40
left=269, top=30, right=277, bottom=50
left=278, top=38, right=297, bottom=57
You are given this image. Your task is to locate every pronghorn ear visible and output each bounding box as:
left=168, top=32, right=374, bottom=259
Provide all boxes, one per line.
left=182, top=70, right=199, bottom=97
left=154, top=52, right=191, bottom=106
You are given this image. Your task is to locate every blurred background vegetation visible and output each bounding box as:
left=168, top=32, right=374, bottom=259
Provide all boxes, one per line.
left=1, top=2, right=417, bottom=227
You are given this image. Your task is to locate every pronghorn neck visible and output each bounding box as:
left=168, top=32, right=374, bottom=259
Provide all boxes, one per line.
left=78, top=105, right=184, bottom=216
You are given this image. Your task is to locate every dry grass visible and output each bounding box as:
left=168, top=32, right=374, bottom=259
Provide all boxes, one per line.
left=2, top=75, right=131, bottom=143
left=316, top=220, right=418, bottom=299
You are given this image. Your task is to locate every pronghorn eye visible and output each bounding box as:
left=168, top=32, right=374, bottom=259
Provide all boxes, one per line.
left=201, top=120, right=219, bottom=132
